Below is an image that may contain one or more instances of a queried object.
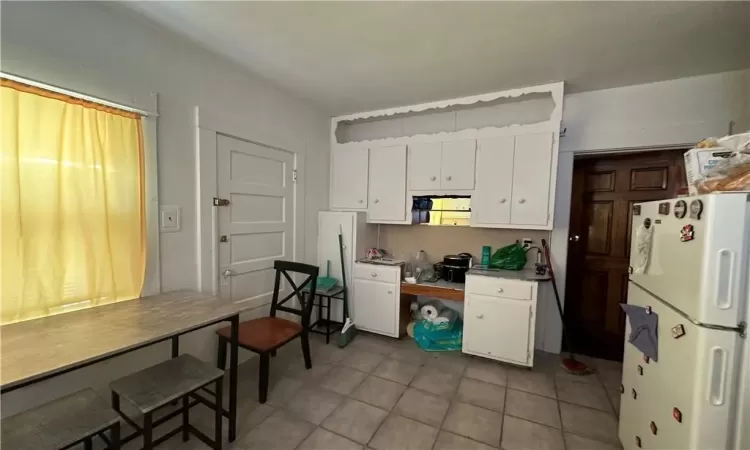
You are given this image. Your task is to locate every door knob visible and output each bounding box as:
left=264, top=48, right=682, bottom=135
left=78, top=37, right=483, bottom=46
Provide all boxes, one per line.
left=569, top=235, right=580, bottom=242
left=430, top=176, right=436, bottom=181
left=222, top=269, right=234, bottom=278
left=499, top=198, right=507, bottom=204
left=446, top=176, right=452, bottom=181
left=518, top=198, right=526, bottom=204
left=374, top=199, right=379, bottom=204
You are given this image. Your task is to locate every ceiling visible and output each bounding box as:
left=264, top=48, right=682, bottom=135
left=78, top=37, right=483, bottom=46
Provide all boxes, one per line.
left=122, top=1, right=750, bottom=114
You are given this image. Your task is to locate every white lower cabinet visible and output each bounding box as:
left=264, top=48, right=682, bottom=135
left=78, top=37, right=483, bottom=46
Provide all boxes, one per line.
left=352, top=263, right=401, bottom=337
left=463, top=275, right=537, bottom=367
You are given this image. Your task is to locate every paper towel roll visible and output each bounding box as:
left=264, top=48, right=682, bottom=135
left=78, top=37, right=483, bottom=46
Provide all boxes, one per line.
left=420, top=302, right=440, bottom=322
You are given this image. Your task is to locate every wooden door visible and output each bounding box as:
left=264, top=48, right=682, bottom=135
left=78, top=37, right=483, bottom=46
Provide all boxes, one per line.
left=331, top=147, right=368, bottom=209
left=217, top=134, right=295, bottom=308
left=511, top=133, right=553, bottom=226
left=473, top=137, right=514, bottom=225
left=368, top=145, right=407, bottom=222
left=441, top=140, right=476, bottom=190
left=564, top=150, right=687, bottom=361
left=408, top=142, right=441, bottom=191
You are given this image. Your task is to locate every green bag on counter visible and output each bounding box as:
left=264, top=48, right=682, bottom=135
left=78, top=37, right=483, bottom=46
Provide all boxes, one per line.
left=490, top=243, right=526, bottom=270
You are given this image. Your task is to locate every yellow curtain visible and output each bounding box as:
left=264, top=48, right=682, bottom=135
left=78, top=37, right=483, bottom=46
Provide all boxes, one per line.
left=1, top=79, right=145, bottom=324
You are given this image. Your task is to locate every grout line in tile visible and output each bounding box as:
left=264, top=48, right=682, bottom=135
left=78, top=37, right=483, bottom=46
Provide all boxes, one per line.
left=553, top=368, right=568, bottom=450
left=498, top=372, right=510, bottom=449
left=556, top=398, right=617, bottom=416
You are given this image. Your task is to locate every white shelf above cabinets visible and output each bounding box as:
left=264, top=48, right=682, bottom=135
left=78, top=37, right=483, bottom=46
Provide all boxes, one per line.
left=409, top=140, right=476, bottom=191
left=330, top=146, right=368, bottom=210
left=329, top=83, right=563, bottom=230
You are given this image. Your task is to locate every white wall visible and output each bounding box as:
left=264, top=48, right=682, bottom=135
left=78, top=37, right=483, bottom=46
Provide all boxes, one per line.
left=0, top=1, right=330, bottom=415
left=543, top=69, right=750, bottom=354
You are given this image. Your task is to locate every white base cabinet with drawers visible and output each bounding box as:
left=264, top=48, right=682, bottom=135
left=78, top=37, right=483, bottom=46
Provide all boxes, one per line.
left=352, top=263, right=402, bottom=338
left=462, top=274, right=538, bottom=367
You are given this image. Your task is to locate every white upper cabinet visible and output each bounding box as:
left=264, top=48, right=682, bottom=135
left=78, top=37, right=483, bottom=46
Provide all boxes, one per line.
left=473, top=136, right=514, bottom=225
left=408, top=140, right=475, bottom=191
left=368, top=145, right=407, bottom=222
left=408, top=142, right=442, bottom=191
left=511, top=133, right=553, bottom=226
left=441, top=140, right=476, bottom=190
left=330, top=146, right=368, bottom=210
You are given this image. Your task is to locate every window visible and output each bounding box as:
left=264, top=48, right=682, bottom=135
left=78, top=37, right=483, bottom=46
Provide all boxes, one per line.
left=1, top=78, right=146, bottom=324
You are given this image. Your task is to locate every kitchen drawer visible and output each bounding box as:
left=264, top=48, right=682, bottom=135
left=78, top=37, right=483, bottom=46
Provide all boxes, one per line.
left=465, top=275, right=533, bottom=300
left=353, top=263, right=400, bottom=284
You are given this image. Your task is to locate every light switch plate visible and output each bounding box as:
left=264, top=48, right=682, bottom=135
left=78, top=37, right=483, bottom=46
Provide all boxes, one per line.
left=160, top=205, right=181, bottom=232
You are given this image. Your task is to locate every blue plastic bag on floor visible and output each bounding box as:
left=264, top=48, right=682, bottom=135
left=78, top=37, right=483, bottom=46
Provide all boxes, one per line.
left=414, top=319, right=463, bottom=352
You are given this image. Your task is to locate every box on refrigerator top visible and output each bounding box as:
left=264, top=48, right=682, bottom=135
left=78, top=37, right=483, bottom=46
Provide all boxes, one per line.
left=684, top=147, right=733, bottom=194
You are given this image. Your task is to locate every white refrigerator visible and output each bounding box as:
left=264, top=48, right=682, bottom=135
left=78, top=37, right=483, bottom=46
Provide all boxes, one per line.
left=620, top=193, right=750, bottom=450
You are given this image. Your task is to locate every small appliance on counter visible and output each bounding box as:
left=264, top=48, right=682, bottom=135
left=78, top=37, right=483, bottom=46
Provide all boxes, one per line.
left=441, top=253, right=472, bottom=283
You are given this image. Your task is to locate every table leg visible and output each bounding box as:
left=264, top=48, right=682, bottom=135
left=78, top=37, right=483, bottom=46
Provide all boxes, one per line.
left=229, top=314, right=239, bottom=442
left=172, top=336, right=179, bottom=358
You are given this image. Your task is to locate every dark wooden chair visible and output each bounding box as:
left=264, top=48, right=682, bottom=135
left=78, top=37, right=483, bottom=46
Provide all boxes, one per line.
left=215, top=260, right=319, bottom=403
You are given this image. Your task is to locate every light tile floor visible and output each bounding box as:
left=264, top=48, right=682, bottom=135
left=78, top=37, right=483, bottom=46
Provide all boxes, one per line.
left=119, top=333, right=624, bottom=450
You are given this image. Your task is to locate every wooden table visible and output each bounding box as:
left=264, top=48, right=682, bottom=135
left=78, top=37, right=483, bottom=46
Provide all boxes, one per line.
left=401, top=280, right=465, bottom=302
left=1, top=291, right=246, bottom=442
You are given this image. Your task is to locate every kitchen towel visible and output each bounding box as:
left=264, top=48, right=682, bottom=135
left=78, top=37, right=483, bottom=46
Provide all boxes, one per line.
left=621, top=304, right=659, bottom=361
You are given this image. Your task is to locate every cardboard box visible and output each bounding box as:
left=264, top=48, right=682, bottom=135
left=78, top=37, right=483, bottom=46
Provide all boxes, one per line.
left=684, top=148, right=733, bottom=194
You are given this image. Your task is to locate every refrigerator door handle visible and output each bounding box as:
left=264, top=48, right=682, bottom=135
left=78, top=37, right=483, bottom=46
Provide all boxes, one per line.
left=708, top=347, right=728, bottom=406
left=714, top=249, right=735, bottom=310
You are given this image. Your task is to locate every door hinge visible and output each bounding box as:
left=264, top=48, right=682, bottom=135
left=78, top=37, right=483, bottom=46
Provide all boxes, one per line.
left=213, top=197, right=230, bottom=206
left=292, top=169, right=298, bottom=183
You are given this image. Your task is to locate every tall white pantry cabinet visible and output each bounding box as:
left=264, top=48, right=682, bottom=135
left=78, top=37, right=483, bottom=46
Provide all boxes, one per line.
left=327, top=83, right=564, bottom=230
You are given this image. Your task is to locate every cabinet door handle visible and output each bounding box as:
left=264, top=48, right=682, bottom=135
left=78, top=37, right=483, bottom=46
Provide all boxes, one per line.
left=445, top=176, right=452, bottom=181
left=430, top=176, right=436, bottom=181
left=374, top=199, right=379, bottom=204
left=388, top=290, right=393, bottom=294
left=497, top=288, right=504, bottom=293
left=371, top=272, right=378, bottom=277
left=358, top=199, right=363, bottom=204
left=499, top=198, right=507, bottom=204
left=518, top=198, right=526, bottom=204
left=476, top=314, right=484, bottom=319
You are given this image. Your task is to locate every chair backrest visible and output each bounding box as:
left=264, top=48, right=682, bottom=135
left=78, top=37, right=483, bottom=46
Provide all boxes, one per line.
left=269, top=260, right=319, bottom=328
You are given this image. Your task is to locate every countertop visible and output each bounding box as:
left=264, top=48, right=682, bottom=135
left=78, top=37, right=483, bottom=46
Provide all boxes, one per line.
left=407, top=278, right=465, bottom=291
left=467, top=267, right=551, bottom=281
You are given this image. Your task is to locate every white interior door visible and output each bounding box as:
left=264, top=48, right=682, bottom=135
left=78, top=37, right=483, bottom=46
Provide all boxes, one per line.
left=408, top=142, right=442, bottom=191
left=510, top=133, right=553, bottom=226
left=217, top=134, right=295, bottom=307
left=473, top=137, right=515, bottom=225
left=441, top=140, right=476, bottom=190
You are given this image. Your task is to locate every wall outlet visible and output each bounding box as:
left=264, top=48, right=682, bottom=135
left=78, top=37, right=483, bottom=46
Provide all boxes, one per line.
left=521, top=238, right=533, bottom=250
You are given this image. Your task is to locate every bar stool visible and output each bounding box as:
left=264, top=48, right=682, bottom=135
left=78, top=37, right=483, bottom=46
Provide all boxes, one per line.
left=110, top=353, right=224, bottom=450
left=1, top=388, right=120, bottom=450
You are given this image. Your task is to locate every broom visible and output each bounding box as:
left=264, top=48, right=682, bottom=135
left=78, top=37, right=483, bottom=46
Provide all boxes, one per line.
left=337, top=227, right=357, bottom=347
left=541, top=239, right=595, bottom=376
